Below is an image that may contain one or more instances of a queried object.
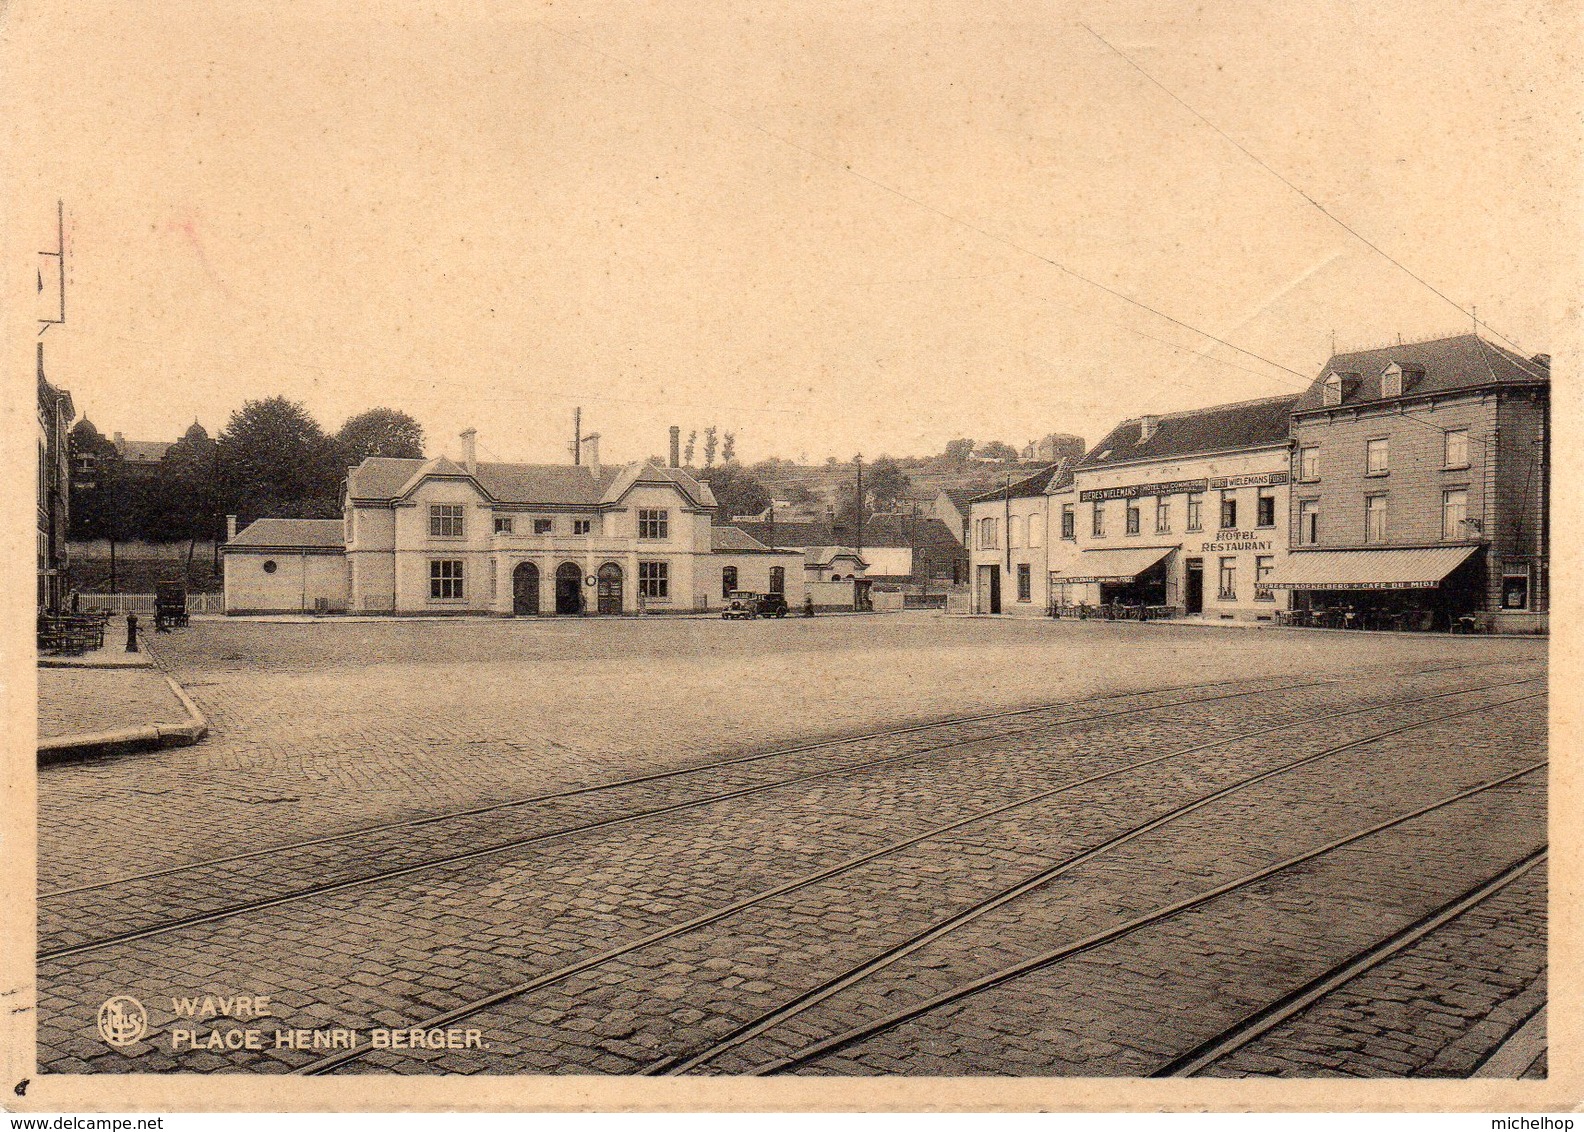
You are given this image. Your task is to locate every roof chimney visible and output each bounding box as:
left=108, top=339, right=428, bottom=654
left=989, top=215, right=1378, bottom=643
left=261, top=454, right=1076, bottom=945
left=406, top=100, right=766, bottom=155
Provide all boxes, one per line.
left=226, top=515, right=237, bottom=541
left=459, top=428, right=477, bottom=475
left=113, top=431, right=125, bottom=453
left=585, top=433, right=600, bottom=480
left=1137, top=415, right=1159, bottom=442
left=669, top=426, right=681, bottom=469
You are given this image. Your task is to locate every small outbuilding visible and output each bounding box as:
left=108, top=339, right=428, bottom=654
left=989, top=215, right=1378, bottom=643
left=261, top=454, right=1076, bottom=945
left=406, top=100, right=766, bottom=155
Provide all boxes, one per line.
left=222, top=519, right=348, bottom=615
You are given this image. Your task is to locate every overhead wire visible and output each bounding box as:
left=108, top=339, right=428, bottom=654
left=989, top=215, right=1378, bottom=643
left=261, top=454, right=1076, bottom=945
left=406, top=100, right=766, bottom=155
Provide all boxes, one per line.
left=1081, top=23, right=1551, bottom=383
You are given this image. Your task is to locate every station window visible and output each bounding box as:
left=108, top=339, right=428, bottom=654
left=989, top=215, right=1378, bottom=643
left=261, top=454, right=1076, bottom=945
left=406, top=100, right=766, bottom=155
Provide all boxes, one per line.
left=1299, top=447, right=1320, bottom=482
left=638, top=509, right=669, bottom=540
left=1219, top=491, right=1238, bottom=531
left=1502, top=568, right=1530, bottom=610
left=722, top=565, right=737, bottom=597
left=573, top=519, right=592, bottom=535
left=638, top=560, right=669, bottom=599
left=533, top=518, right=553, bottom=535
left=1060, top=504, right=1075, bottom=540
left=1155, top=496, right=1170, bottom=534
left=1185, top=492, right=1203, bottom=532
left=1016, top=564, right=1031, bottom=603
left=429, top=559, right=464, bottom=600
left=1125, top=500, right=1140, bottom=535
left=1092, top=502, right=1106, bottom=538
left=429, top=504, right=464, bottom=538
left=494, top=515, right=513, bottom=535
left=1444, top=430, right=1470, bottom=469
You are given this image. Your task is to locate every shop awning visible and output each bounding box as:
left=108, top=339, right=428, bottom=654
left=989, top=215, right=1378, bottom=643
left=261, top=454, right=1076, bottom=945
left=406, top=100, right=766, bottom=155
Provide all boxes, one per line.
left=1051, top=546, right=1177, bottom=585
left=1260, top=545, right=1482, bottom=591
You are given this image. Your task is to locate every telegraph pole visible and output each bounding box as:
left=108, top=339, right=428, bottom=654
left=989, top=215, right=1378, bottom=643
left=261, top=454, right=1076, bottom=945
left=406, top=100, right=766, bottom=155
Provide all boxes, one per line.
left=573, top=406, right=582, bottom=465
left=854, top=454, right=864, bottom=559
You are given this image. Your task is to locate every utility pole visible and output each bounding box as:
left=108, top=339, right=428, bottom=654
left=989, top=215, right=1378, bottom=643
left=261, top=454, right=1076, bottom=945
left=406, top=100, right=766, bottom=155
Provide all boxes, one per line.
left=853, top=454, right=864, bottom=559
left=1003, top=472, right=1012, bottom=575
left=573, top=406, right=581, bottom=465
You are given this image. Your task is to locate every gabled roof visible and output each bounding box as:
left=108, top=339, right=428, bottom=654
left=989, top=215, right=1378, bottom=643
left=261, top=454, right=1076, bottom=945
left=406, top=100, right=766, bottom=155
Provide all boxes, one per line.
left=1294, top=334, right=1549, bottom=413
left=969, top=462, right=1074, bottom=503
left=1079, top=395, right=1299, bottom=468
left=345, top=456, right=710, bottom=508
left=938, top=487, right=979, bottom=513
left=228, top=518, right=346, bottom=550
left=723, top=516, right=963, bottom=552
left=805, top=546, right=867, bottom=568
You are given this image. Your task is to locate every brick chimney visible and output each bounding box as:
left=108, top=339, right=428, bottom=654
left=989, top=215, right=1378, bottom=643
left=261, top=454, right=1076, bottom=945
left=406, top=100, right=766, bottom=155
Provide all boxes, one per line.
left=669, top=426, right=681, bottom=469
left=1137, top=415, right=1159, bottom=443
left=459, top=428, right=477, bottom=475
left=585, top=433, right=600, bottom=479
left=226, top=515, right=238, bottom=541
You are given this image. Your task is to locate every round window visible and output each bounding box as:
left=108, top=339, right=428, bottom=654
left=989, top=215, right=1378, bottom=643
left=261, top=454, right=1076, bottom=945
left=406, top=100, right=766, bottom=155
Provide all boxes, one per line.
left=262, top=560, right=278, bottom=574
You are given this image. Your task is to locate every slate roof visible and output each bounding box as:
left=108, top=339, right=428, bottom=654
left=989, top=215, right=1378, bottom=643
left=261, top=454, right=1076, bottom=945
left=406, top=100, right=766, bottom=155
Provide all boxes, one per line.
left=723, top=516, right=963, bottom=552
left=345, top=456, right=712, bottom=508
left=710, top=527, right=793, bottom=554
left=1294, top=334, right=1549, bottom=413
left=228, top=518, right=346, bottom=550
left=118, top=439, right=172, bottom=464
left=1079, top=395, right=1299, bottom=468
left=969, top=462, right=1074, bottom=503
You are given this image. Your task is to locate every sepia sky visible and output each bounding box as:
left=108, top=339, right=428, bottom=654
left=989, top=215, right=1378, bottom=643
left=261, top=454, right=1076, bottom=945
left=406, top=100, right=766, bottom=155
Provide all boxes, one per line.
left=4, top=0, right=1577, bottom=467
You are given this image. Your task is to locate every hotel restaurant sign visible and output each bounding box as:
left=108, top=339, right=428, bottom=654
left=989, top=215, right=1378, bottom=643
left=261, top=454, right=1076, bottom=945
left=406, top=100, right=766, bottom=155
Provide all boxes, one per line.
left=1078, top=471, right=1288, bottom=502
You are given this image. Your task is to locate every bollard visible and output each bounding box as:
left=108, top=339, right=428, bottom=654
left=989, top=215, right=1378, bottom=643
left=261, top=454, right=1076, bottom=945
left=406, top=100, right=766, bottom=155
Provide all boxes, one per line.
left=125, top=613, right=140, bottom=653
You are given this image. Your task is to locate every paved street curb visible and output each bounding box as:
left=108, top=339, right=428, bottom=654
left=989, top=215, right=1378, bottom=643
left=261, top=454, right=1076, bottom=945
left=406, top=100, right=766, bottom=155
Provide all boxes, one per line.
left=37, top=645, right=208, bottom=766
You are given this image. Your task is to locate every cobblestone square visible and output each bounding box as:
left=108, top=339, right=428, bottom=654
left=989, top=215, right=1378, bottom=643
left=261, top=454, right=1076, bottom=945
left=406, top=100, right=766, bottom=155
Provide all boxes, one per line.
left=36, top=613, right=1547, bottom=1078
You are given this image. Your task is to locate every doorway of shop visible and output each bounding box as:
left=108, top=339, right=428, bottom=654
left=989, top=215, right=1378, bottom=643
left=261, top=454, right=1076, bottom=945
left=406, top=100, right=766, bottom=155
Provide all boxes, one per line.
left=1184, top=558, right=1204, bottom=615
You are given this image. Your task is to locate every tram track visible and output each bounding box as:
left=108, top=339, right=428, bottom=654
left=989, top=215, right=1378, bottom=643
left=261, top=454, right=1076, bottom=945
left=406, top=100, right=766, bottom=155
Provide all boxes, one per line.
left=1149, top=848, right=1548, bottom=1077
left=290, top=679, right=1542, bottom=1075
left=647, top=686, right=1545, bottom=1074
left=41, top=674, right=1324, bottom=903
left=747, top=759, right=1546, bottom=1076
left=39, top=676, right=1345, bottom=960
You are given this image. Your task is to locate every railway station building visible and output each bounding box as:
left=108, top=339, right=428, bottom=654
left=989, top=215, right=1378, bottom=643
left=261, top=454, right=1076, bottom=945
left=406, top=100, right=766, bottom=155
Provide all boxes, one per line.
left=223, top=430, right=805, bottom=616
left=1053, top=396, right=1298, bottom=621
left=1265, top=334, right=1549, bottom=632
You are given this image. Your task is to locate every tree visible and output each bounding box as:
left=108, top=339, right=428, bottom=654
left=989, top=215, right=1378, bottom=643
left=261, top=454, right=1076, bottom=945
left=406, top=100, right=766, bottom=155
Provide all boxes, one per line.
left=783, top=481, right=819, bottom=505
left=865, top=455, right=911, bottom=514
left=942, top=438, right=976, bottom=465
left=702, top=426, right=719, bottom=469
left=684, top=430, right=697, bottom=467
left=978, top=441, right=1020, bottom=463
left=336, top=407, right=425, bottom=467
left=699, top=464, right=771, bottom=521
left=218, top=396, right=340, bottom=523
left=146, top=422, right=219, bottom=550
left=721, top=431, right=736, bottom=463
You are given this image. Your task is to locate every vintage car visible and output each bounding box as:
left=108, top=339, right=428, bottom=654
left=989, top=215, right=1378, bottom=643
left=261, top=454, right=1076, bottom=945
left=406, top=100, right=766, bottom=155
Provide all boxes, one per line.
left=722, top=590, right=789, bottom=620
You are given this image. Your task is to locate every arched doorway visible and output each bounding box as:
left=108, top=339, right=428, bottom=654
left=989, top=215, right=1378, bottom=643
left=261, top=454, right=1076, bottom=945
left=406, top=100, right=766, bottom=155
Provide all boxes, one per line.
left=512, top=562, right=539, bottom=615
left=555, top=562, right=584, bottom=615
left=597, top=562, right=623, bottom=615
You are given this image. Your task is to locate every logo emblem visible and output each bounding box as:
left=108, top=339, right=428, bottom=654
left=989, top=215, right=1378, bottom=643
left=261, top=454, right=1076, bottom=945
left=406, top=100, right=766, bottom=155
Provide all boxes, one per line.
left=97, top=995, right=148, bottom=1048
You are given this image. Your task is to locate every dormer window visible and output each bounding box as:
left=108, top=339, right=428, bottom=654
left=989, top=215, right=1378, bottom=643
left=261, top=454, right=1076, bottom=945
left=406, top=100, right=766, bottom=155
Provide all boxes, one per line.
left=1378, top=362, right=1422, bottom=399
left=1323, top=374, right=1344, bottom=407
